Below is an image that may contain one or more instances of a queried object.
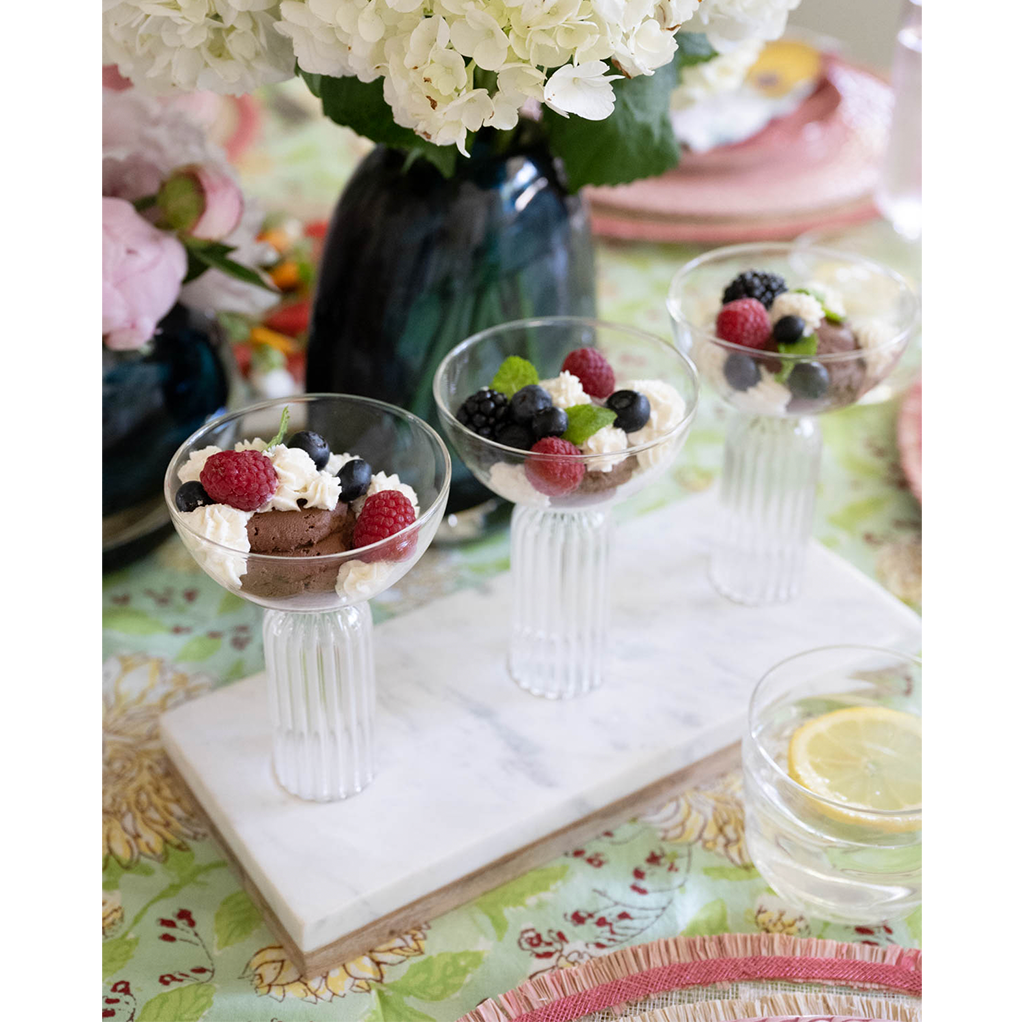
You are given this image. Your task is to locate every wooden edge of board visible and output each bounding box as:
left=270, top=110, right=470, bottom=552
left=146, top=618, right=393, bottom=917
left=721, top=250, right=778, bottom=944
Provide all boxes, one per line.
left=168, top=740, right=741, bottom=977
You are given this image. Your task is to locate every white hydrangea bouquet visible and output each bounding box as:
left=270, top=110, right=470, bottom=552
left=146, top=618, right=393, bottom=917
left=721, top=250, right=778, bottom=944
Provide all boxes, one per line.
left=103, top=0, right=800, bottom=188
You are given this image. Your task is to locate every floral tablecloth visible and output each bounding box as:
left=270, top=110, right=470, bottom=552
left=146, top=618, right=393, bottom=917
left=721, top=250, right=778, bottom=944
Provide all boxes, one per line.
left=101, top=82, right=921, bottom=1022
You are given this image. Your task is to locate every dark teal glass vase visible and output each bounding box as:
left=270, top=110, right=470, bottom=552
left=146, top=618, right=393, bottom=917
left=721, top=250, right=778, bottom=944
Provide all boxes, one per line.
left=103, top=303, right=234, bottom=568
left=305, top=134, right=596, bottom=519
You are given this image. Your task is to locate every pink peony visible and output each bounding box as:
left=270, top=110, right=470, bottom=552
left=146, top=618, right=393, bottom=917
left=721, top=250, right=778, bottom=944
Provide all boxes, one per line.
left=158, top=163, right=243, bottom=242
left=103, top=197, right=187, bottom=350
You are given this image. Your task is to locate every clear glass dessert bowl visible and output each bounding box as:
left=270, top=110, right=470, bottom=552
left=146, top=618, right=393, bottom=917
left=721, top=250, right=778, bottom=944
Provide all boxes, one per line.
left=164, top=394, right=451, bottom=801
left=667, top=243, right=919, bottom=606
left=433, top=316, right=699, bottom=699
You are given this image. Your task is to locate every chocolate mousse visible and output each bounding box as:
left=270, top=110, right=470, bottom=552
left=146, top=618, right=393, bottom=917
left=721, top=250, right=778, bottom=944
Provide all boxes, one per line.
left=242, top=502, right=356, bottom=598
left=815, top=320, right=868, bottom=406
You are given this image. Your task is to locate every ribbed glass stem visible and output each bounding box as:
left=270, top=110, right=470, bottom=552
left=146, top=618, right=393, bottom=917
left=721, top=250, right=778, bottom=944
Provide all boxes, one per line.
left=711, top=414, right=822, bottom=606
left=509, top=505, right=611, bottom=699
left=263, top=604, right=375, bottom=802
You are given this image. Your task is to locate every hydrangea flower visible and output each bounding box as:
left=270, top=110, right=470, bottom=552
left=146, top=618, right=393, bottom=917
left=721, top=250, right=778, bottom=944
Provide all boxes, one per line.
left=104, top=0, right=805, bottom=151
left=102, top=0, right=295, bottom=94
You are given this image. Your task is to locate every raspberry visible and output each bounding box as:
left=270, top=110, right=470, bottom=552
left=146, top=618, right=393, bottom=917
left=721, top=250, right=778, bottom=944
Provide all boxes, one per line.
left=561, top=348, right=615, bottom=399
left=524, top=437, right=585, bottom=497
left=715, top=298, right=773, bottom=350
left=199, top=450, right=278, bottom=511
left=352, top=490, right=417, bottom=562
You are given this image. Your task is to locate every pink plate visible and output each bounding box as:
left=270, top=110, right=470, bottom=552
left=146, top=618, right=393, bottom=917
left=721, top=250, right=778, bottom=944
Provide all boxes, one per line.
left=587, top=58, right=891, bottom=243
left=898, top=377, right=922, bottom=503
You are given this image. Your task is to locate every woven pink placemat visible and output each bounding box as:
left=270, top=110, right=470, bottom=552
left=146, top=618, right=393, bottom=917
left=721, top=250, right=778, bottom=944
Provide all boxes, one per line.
left=897, top=378, right=922, bottom=504
left=457, top=934, right=921, bottom=1022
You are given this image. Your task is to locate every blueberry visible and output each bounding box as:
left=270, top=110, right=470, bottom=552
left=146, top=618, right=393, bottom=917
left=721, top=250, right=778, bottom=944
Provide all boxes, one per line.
left=531, top=406, right=569, bottom=439
left=287, top=430, right=331, bottom=470
left=723, top=353, right=760, bottom=392
left=788, top=361, right=830, bottom=400
left=773, top=315, right=806, bottom=345
left=175, top=481, right=213, bottom=513
left=337, top=458, right=372, bottom=502
left=495, top=421, right=535, bottom=450
left=606, top=389, right=651, bottom=433
left=510, top=384, right=552, bottom=424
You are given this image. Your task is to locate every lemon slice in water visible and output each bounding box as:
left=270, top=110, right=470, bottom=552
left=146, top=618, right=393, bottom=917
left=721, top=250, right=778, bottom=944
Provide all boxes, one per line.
left=787, top=706, right=921, bottom=830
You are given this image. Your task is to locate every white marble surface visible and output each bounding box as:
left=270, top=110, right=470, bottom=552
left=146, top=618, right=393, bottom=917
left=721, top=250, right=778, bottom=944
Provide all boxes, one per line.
left=160, top=491, right=921, bottom=954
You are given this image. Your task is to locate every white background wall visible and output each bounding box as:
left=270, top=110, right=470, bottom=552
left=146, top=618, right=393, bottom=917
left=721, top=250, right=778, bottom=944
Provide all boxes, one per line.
left=788, top=0, right=907, bottom=69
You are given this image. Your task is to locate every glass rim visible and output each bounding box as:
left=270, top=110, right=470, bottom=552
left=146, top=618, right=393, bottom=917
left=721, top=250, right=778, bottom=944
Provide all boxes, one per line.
left=666, top=241, right=921, bottom=363
left=431, top=315, right=700, bottom=461
left=747, top=642, right=922, bottom=820
left=163, top=392, right=452, bottom=562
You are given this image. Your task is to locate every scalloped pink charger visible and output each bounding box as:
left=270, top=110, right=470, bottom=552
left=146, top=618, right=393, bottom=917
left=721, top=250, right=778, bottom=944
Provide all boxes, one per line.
left=587, top=58, right=891, bottom=243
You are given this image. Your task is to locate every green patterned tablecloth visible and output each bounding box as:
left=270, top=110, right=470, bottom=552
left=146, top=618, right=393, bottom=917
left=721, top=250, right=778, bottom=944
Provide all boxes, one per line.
left=101, top=81, right=921, bottom=1022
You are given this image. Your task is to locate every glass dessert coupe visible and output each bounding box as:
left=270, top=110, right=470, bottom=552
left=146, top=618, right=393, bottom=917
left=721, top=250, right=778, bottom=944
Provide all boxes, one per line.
left=163, top=394, right=451, bottom=802
left=668, top=243, right=919, bottom=606
left=433, top=317, right=699, bottom=699
left=743, top=645, right=922, bottom=925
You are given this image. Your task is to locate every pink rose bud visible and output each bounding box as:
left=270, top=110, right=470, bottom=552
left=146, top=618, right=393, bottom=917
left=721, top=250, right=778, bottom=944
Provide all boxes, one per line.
left=103, top=197, right=187, bottom=350
left=157, top=163, right=244, bottom=242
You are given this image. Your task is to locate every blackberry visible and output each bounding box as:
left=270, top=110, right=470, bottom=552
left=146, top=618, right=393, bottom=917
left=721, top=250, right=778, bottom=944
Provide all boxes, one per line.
left=722, top=270, right=787, bottom=310
left=456, top=387, right=510, bottom=439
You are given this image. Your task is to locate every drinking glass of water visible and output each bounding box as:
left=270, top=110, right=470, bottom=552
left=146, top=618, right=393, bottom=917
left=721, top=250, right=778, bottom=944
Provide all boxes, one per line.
left=743, top=645, right=922, bottom=925
left=875, top=0, right=922, bottom=240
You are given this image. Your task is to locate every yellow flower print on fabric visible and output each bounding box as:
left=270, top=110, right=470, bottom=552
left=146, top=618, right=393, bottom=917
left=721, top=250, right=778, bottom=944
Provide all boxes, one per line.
left=244, top=929, right=428, bottom=1002
left=642, top=770, right=750, bottom=867
left=103, top=654, right=211, bottom=866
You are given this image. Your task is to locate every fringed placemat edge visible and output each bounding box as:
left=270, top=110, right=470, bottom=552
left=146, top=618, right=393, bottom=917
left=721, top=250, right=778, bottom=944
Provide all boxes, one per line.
left=458, top=934, right=922, bottom=1022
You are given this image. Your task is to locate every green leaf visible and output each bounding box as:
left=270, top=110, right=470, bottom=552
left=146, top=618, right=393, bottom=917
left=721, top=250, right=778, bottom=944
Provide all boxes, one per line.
left=176, top=635, right=221, bottom=662
left=562, top=404, right=617, bottom=446
left=702, top=864, right=760, bottom=881
left=266, top=406, right=290, bottom=448
left=188, top=243, right=278, bottom=292
left=103, top=857, right=155, bottom=888
left=775, top=332, right=818, bottom=383
left=387, top=951, right=485, bottom=1001
left=827, top=495, right=889, bottom=533
left=137, top=983, right=215, bottom=1022
left=491, top=356, right=540, bottom=398
left=676, top=31, right=717, bottom=67
left=217, top=591, right=246, bottom=615
left=683, top=898, right=728, bottom=936
left=303, top=71, right=458, bottom=177
left=543, top=32, right=715, bottom=191
left=102, top=935, right=138, bottom=978
left=471, top=864, right=569, bottom=940
left=103, top=607, right=168, bottom=635
left=367, top=989, right=436, bottom=1021
left=214, top=890, right=263, bottom=950
left=905, top=905, right=922, bottom=944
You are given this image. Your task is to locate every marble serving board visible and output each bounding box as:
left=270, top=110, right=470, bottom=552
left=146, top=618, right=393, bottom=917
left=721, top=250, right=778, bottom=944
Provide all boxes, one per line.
left=161, top=490, right=921, bottom=975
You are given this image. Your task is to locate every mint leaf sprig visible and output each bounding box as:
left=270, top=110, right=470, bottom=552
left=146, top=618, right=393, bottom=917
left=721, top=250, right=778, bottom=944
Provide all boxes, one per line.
left=774, top=333, right=818, bottom=384
left=266, top=406, right=290, bottom=448
left=562, top=404, right=617, bottom=446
